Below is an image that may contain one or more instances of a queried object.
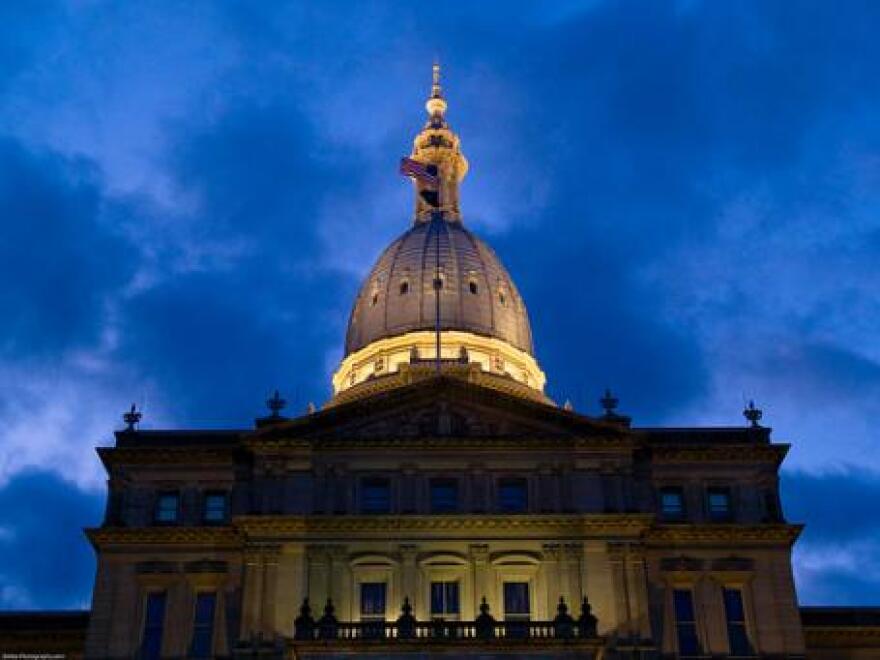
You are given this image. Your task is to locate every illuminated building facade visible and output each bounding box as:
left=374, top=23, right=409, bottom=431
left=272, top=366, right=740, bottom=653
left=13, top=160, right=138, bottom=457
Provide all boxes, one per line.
left=2, top=67, right=878, bottom=660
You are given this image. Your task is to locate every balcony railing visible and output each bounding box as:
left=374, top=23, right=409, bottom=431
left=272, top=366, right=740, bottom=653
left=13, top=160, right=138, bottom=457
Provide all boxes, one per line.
left=292, top=595, right=599, bottom=642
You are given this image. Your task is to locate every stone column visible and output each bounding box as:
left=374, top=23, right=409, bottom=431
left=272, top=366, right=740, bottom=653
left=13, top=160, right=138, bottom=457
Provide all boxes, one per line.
left=400, top=544, right=419, bottom=614
left=608, top=542, right=632, bottom=636
left=329, top=545, right=350, bottom=620
left=542, top=543, right=561, bottom=616
left=562, top=543, right=582, bottom=606
left=275, top=545, right=306, bottom=636
left=306, top=545, right=329, bottom=608
left=239, top=546, right=264, bottom=638
left=261, top=544, right=281, bottom=634
left=626, top=546, right=652, bottom=640
left=470, top=544, right=490, bottom=609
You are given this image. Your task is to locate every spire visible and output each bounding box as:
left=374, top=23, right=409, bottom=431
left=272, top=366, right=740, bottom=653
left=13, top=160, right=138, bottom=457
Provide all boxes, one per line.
left=404, top=62, right=468, bottom=223
left=425, top=62, right=447, bottom=122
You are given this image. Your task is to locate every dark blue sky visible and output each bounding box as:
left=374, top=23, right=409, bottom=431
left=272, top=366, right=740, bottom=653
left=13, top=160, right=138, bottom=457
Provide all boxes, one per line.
left=1, top=0, right=878, bottom=609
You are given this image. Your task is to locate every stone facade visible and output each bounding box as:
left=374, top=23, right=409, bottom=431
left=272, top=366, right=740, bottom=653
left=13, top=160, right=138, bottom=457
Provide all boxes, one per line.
left=80, top=377, right=816, bottom=659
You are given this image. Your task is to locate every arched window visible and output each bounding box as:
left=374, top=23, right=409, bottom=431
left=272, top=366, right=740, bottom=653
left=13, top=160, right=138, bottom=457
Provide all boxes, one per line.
left=371, top=293, right=379, bottom=306
left=469, top=281, right=478, bottom=295
left=399, top=281, right=409, bottom=295
left=498, top=290, right=506, bottom=306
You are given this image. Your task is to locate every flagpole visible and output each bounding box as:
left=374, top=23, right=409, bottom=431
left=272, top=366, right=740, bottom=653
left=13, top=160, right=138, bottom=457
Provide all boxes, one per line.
left=434, top=179, right=442, bottom=375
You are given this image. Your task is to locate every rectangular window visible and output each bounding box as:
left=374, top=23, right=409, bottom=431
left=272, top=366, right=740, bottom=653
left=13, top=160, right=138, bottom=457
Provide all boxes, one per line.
left=673, top=589, right=700, bottom=656
left=189, top=592, right=217, bottom=658
left=154, top=493, right=179, bottom=524
left=430, top=479, right=458, bottom=513
left=140, top=591, right=167, bottom=660
left=498, top=478, right=528, bottom=513
left=503, top=582, right=530, bottom=620
left=660, top=487, right=685, bottom=520
left=361, top=478, right=391, bottom=514
left=707, top=488, right=732, bottom=522
left=203, top=492, right=228, bottom=523
left=360, top=582, right=387, bottom=621
left=430, top=581, right=460, bottom=616
left=723, top=588, right=751, bottom=656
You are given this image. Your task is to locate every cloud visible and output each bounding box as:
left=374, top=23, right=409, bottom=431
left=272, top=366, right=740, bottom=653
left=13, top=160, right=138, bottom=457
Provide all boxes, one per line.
left=0, top=470, right=103, bottom=609
left=0, top=138, right=135, bottom=358
left=783, top=469, right=880, bottom=604
left=0, top=0, right=878, bottom=608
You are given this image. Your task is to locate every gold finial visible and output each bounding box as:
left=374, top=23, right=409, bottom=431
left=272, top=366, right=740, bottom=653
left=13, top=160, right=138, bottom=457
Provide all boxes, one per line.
left=432, top=62, right=442, bottom=98
left=426, top=61, right=447, bottom=118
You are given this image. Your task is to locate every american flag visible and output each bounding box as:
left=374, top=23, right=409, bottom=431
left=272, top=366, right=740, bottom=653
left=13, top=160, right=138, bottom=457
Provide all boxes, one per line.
left=399, top=157, right=439, bottom=187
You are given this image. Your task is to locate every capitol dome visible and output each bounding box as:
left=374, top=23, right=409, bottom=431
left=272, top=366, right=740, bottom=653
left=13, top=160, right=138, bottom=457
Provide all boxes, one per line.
left=331, top=65, right=546, bottom=403
left=345, top=221, right=533, bottom=356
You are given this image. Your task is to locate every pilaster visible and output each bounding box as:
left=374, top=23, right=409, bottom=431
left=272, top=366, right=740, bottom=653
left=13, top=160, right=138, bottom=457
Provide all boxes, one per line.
left=470, top=543, right=490, bottom=608
left=240, top=545, right=264, bottom=638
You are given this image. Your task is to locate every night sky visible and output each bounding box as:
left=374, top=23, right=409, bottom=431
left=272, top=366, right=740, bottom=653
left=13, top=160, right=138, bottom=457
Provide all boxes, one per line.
left=1, top=1, right=878, bottom=609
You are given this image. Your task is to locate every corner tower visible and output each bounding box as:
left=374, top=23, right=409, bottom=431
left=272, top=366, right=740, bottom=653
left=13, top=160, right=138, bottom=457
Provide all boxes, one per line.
left=332, top=66, right=547, bottom=404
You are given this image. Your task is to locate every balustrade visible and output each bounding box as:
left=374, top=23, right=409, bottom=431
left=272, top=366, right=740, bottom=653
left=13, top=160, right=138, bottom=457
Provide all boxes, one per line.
left=293, top=595, right=599, bottom=642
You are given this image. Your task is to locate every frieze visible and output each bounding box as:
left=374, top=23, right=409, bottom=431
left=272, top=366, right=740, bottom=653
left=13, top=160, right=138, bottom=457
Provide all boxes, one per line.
left=647, top=523, right=802, bottom=545
left=184, top=559, right=229, bottom=573
left=711, top=556, right=755, bottom=571
left=98, top=445, right=237, bottom=467
left=649, top=444, right=789, bottom=464
left=245, top=434, right=634, bottom=452
left=86, top=525, right=241, bottom=548
left=660, top=556, right=704, bottom=572
left=233, top=514, right=653, bottom=540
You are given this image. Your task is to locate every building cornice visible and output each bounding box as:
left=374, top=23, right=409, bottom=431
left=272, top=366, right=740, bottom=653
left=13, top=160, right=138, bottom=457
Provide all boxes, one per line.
left=233, top=513, right=654, bottom=540
left=646, top=523, right=803, bottom=546
left=97, top=445, right=237, bottom=468
left=85, top=526, right=241, bottom=549
left=649, top=443, right=790, bottom=465
left=243, top=434, right=635, bottom=453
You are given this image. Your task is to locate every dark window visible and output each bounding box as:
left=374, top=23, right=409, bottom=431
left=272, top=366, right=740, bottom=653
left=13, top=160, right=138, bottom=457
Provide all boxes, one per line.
left=371, top=292, right=379, bottom=306
left=433, top=275, right=443, bottom=290
left=189, top=592, right=217, bottom=657
left=469, top=281, right=478, bottom=294
left=660, top=487, right=685, bottom=520
left=673, top=589, right=700, bottom=656
left=361, top=478, right=391, bottom=514
left=498, top=478, right=528, bottom=513
left=430, top=581, right=460, bottom=616
left=503, top=582, right=530, bottom=620
left=360, top=582, right=386, bottom=620
left=498, top=290, right=506, bottom=305
left=399, top=281, right=409, bottom=295
left=155, top=493, right=179, bottom=524
left=723, top=588, right=751, bottom=656
left=140, top=591, right=167, bottom=660
left=203, top=493, right=228, bottom=523
left=707, top=488, right=732, bottom=521
left=430, top=479, right=458, bottom=513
